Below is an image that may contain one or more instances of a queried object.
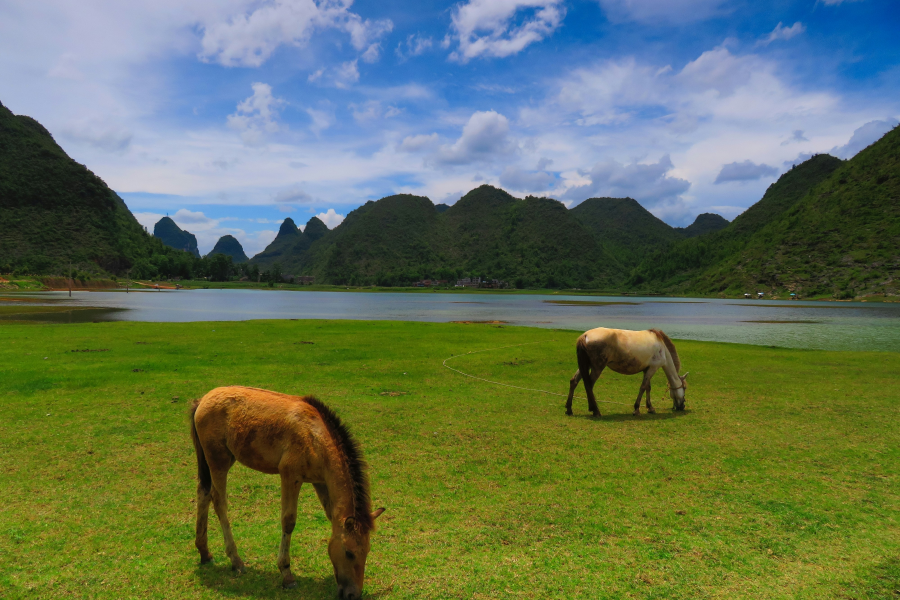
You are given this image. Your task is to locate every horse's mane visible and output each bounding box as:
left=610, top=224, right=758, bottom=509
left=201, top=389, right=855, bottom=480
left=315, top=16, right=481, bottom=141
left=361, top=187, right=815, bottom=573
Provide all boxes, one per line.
left=301, top=396, right=374, bottom=534
left=649, top=329, right=681, bottom=372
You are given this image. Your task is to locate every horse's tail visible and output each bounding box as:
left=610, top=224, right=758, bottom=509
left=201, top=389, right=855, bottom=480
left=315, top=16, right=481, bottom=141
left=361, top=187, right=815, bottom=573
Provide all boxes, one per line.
left=576, top=334, right=593, bottom=383
left=649, top=329, right=681, bottom=372
left=190, top=399, right=212, bottom=494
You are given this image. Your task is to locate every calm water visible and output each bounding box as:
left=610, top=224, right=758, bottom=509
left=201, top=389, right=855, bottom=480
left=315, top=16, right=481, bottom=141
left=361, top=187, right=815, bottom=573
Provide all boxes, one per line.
left=3, top=289, right=900, bottom=352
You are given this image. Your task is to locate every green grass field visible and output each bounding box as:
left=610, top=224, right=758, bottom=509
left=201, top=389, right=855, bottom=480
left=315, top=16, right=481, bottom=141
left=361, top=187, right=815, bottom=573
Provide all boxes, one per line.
left=1, top=319, right=898, bottom=599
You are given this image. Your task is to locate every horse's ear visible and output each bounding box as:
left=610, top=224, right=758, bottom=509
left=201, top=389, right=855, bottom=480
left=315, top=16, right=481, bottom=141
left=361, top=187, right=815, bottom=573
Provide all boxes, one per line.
left=682, top=372, right=689, bottom=379
left=371, top=507, right=386, bottom=520
left=343, top=516, right=357, bottom=531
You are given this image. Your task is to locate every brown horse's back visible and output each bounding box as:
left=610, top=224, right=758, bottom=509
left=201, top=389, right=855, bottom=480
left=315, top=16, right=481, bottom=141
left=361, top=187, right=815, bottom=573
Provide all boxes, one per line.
left=193, top=386, right=327, bottom=477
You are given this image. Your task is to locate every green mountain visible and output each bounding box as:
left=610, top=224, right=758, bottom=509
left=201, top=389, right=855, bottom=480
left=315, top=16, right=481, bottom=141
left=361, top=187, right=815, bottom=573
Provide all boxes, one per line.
left=438, top=186, right=620, bottom=288
left=570, top=197, right=682, bottom=266
left=273, top=186, right=622, bottom=288
left=305, top=194, right=446, bottom=285
left=678, top=213, right=729, bottom=238
left=153, top=216, right=199, bottom=257
left=303, top=216, right=328, bottom=242
left=250, top=216, right=329, bottom=271
left=0, top=100, right=172, bottom=275
left=629, top=153, right=845, bottom=290
left=250, top=217, right=300, bottom=267
left=208, top=235, right=248, bottom=263
left=690, top=127, right=900, bottom=297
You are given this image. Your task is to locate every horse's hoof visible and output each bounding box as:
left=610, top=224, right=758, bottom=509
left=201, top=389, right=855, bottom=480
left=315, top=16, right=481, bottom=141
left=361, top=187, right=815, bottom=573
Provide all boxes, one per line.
left=283, top=581, right=298, bottom=590
left=592, top=411, right=601, bottom=418
left=633, top=410, right=639, bottom=416
left=565, top=410, right=573, bottom=416
left=232, top=565, right=246, bottom=574
left=200, top=556, right=214, bottom=565
left=648, top=408, right=656, bottom=414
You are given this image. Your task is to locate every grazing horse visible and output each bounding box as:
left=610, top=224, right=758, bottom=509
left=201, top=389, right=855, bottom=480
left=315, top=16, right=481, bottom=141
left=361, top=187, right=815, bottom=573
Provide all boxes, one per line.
left=565, top=328, right=688, bottom=417
left=190, top=386, right=385, bottom=597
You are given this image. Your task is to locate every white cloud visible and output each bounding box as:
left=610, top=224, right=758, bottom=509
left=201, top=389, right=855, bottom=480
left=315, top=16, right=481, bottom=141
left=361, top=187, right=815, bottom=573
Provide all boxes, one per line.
left=562, top=155, right=691, bottom=210
left=830, top=118, right=898, bottom=159
left=820, top=0, right=864, bottom=4
left=62, top=119, right=133, bottom=153
left=447, top=0, right=565, bottom=62
left=198, top=0, right=393, bottom=67
left=714, top=160, right=778, bottom=183
left=398, top=133, right=439, bottom=152
left=759, top=22, right=805, bottom=46
left=396, top=34, right=433, bottom=60
left=335, top=60, right=360, bottom=88
left=306, top=107, right=333, bottom=135
left=596, top=0, right=727, bottom=23
left=226, top=82, right=285, bottom=146
left=361, top=43, right=381, bottom=63
left=432, top=110, right=514, bottom=165
left=316, top=208, right=344, bottom=228
left=273, top=184, right=314, bottom=203
left=498, top=166, right=555, bottom=192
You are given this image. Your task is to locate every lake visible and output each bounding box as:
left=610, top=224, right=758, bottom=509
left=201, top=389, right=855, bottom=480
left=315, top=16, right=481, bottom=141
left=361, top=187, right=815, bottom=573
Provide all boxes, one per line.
left=3, top=289, right=899, bottom=352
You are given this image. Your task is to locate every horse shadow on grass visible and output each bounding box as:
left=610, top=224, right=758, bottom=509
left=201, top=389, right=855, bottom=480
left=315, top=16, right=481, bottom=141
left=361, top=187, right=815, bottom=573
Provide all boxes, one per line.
left=195, top=562, right=393, bottom=599
left=572, top=409, right=693, bottom=423
left=196, top=562, right=328, bottom=599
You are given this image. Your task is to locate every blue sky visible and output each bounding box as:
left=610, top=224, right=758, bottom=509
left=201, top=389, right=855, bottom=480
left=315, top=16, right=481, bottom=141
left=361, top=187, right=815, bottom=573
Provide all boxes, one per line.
left=1, top=0, right=898, bottom=255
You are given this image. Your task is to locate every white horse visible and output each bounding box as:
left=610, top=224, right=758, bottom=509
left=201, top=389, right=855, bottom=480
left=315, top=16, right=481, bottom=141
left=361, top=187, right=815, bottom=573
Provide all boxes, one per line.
left=565, top=327, right=688, bottom=417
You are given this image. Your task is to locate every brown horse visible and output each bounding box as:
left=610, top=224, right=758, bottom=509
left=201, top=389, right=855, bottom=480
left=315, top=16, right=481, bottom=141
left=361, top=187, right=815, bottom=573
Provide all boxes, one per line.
left=190, top=386, right=385, bottom=597
left=565, top=327, right=688, bottom=417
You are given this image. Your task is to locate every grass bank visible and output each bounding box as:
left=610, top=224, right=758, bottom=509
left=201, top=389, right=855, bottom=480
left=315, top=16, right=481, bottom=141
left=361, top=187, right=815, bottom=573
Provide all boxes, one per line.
left=1, top=320, right=898, bottom=599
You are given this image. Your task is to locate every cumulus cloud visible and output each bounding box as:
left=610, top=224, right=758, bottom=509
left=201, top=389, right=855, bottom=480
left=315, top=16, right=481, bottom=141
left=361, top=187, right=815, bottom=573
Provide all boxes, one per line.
left=432, top=110, right=515, bottom=165
left=830, top=118, right=899, bottom=159
left=562, top=155, right=691, bottom=208
left=316, top=208, right=344, bottom=228
left=273, top=185, right=313, bottom=203
left=447, top=0, right=565, bottom=62
left=714, top=160, right=779, bottom=184
left=396, top=34, right=433, bottom=60
left=198, top=0, right=393, bottom=67
left=759, top=22, right=805, bottom=46
left=61, top=119, right=133, bottom=153
left=556, top=46, right=837, bottom=130
left=596, top=0, right=727, bottom=23
left=226, top=82, right=285, bottom=146
left=499, top=166, right=555, bottom=191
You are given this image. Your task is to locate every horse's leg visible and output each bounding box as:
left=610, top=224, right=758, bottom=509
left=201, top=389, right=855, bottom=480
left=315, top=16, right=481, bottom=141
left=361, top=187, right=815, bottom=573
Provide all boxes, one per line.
left=565, top=369, right=582, bottom=416
left=313, top=483, right=332, bottom=520
left=195, top=481, right=214, bottom=564
left=633, top=369, right=653, bottom=415
left=277, top=474, right=303, bottom=589
left=209, top=460, right=245, bottom=573
left=585, top=364, right=604, bottom=417
left=645, top=367, right=658, bottom=414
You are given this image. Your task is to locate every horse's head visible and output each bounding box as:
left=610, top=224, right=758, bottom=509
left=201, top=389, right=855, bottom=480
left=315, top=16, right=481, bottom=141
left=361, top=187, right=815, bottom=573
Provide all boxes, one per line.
left=329, top=508, right=385, bottom=600
left=670, top=372, right=688, bottom=411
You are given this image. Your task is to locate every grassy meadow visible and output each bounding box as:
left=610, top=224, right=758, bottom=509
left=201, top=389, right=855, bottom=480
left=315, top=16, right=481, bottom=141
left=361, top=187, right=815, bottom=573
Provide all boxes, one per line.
left=0, top=318, right=898, bottom=599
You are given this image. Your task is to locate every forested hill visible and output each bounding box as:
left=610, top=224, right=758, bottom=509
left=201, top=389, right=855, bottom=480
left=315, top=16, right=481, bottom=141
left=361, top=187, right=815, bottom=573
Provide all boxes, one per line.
left=569, top=197, right=683, bottom=267
left=255, top=186, right=625, bottom=288
left=691, top=127, right=900, bottom=297
left=0, top=100, right=172, bottom=274
left=154, top=216, right=199, bottom=257
left=630, top=129, right=900, bottom=298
